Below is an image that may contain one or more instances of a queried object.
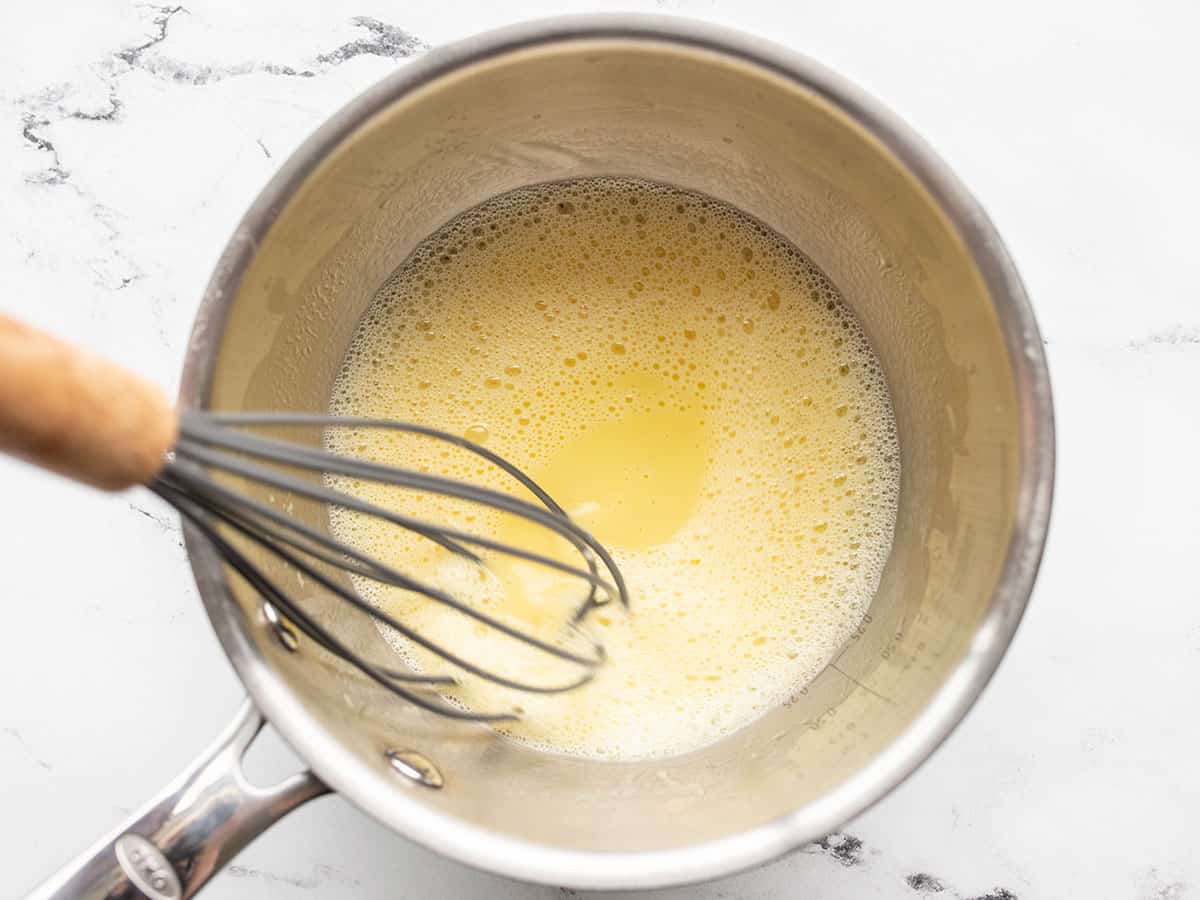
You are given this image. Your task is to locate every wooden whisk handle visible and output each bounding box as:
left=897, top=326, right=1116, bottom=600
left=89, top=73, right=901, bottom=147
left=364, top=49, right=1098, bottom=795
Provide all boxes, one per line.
left=0, top=312, right=177, bottom=490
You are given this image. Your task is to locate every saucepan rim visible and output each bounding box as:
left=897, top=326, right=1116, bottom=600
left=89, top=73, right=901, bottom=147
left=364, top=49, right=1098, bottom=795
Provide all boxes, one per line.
left=179, top=13, right=1055, bottom=889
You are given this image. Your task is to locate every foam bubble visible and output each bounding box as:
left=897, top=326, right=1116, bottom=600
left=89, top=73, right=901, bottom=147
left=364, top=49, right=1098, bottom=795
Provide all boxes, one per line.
left=327, top=177, right=900, bottom=761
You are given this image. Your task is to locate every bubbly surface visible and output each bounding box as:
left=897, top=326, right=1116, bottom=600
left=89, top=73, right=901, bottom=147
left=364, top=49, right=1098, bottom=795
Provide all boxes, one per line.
left=328, top=177, right=900, bottom=760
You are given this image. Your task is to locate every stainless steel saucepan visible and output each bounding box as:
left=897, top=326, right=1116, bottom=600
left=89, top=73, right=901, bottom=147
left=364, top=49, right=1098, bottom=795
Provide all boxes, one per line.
left=27, top=15, right=1053, bottom=898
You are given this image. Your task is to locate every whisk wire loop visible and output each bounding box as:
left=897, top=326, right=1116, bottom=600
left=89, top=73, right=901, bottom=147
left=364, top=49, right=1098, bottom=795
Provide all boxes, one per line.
left=152, top=412, right=629, bottom=722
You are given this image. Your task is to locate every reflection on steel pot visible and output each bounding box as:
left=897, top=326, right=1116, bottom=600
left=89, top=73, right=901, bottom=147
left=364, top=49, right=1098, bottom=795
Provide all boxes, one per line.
left=27, top=15, right=1052, bottom=897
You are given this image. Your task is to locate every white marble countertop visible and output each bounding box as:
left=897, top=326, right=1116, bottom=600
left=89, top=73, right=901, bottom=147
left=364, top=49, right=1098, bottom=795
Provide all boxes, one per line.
left=2, top=1, right=1198, bottom=898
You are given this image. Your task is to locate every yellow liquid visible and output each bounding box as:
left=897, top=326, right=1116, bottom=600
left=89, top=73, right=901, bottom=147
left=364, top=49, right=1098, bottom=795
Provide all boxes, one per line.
left=328, top=178, right=899, bottom=760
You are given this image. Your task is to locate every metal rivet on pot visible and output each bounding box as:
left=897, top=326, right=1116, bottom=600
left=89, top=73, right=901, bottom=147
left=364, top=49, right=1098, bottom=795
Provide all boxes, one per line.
left=385, top=749, right=444, bottom=788
left=262, top=603, right=299, bottom=652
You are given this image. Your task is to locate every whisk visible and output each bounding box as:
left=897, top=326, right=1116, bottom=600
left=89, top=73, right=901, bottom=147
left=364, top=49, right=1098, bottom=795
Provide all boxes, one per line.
left=0, top=313, right=628, bottom=721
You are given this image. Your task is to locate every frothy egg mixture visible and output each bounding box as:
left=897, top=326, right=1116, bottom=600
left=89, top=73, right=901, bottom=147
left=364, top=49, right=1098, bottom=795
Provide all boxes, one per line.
left=327, top=177, right=899, bottom=760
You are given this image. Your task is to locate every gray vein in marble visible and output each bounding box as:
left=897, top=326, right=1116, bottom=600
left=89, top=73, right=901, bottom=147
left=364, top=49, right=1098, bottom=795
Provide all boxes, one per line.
left=129, top=502, right=184, bottom=548
left=316, top=16, right=426, bottom=65
left=116, top=3, right=186, bottom=67
left=66, top=86, right=122, bottom=122
left=119, top=10, right=424, bottom=85
left=1128, top=325, right=1200, bottom=350
left=19, top=111, right=142, bottom=288
left=13, top=6, right=426, bottom=292
left=907, top=872, right=947, bottom=893
left=20, top=115, right=68, bottom=186
left=797, top=832, right=1026, bottom=900
left=906, top=882, right=1019, bottom=900
left=1138, top=869, right=1191, bottom=900
left=226, top=863, right=360, bottom=889
left=807, top=832, right=866, bottom=867
left=2, top=728, right=52, bottom=770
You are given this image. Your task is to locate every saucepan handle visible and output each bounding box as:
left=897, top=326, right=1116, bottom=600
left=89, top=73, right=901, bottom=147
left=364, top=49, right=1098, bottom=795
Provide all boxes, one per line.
left=24, top=700, right=329, bottom=900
